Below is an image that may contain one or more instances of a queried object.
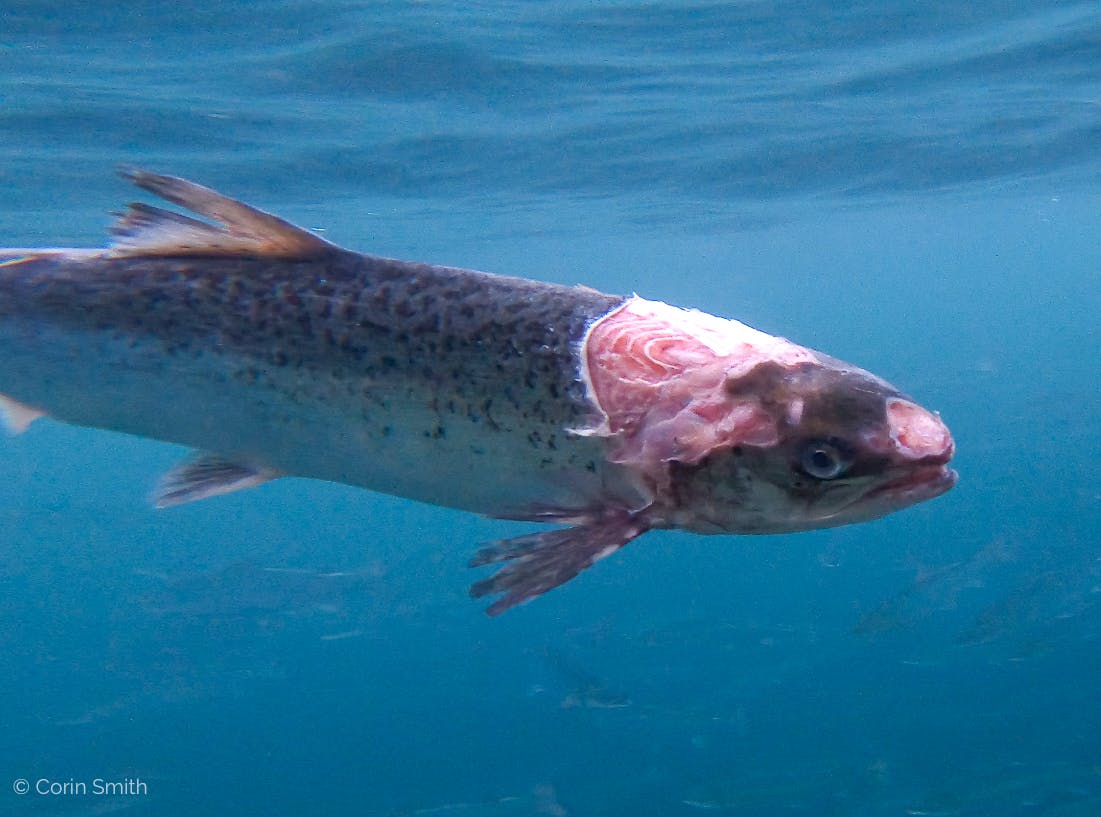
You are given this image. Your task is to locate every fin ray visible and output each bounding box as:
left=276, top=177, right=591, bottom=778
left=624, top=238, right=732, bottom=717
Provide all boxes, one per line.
left=154, top=453, right=280, bottom=508
left=110, top=168, right=336, bottom=259
left=111, top=202, right=264, bottom=256
left=469, top=513, right=647, bottom=615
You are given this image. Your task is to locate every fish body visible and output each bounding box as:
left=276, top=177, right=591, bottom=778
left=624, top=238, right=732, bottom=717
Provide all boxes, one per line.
left=0, top=245, right=639, bottom=519
left=0, top=171, right=956, bottom=613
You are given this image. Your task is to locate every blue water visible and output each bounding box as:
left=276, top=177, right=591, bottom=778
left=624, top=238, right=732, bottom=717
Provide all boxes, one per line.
left=1, top=2, right=1100, bottom=815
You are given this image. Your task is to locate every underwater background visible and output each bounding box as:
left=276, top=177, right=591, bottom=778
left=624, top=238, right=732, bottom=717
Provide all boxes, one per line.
left=1, top=1, right=1099, bottom=814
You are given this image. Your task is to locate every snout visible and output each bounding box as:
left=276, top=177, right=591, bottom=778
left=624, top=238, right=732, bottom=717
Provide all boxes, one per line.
left=886, top=398, right=954, bottom=464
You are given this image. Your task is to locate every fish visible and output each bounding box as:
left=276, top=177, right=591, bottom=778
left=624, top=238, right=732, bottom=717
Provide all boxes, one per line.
left=541, top=647, right=632, bottom=709
left=0, top=169, right=956, bottom=614
left=139, top=561, right=377, bottom=620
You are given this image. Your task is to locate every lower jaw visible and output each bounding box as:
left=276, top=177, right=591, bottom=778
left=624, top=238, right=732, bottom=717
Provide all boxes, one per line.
left=874, top=466, right=958, bottom=506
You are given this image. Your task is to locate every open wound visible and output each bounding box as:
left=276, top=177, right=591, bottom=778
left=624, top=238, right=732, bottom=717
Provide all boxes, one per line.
left=580, top=297, right=814, bottom=480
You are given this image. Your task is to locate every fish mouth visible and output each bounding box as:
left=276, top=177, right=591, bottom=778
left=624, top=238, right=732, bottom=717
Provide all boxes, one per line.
left=809, top=464, right=956, bottom=529
left=872, top=464, right=958, bottom=505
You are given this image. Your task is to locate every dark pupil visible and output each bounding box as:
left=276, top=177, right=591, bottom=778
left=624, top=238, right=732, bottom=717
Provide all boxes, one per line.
left=810, top=449, right=835, bottom=471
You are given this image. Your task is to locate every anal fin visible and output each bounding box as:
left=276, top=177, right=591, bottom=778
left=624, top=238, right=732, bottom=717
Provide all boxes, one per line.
left=469, top=513, right=648, bottom=616
left=0, top=393, right=46, bottom=434
left=154, top=453, right=280, bottom=508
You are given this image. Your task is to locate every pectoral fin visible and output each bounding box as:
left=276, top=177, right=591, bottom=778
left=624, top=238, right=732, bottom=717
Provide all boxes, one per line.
left=154, top=453, right=280, bottom=508
left=469, top=513, right=648, bottom=616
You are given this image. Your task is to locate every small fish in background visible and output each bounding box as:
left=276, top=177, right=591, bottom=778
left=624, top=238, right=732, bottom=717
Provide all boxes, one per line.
left=955, top=537, right=1101, bottom=651
left=854, top=531, right=1101, bottom=653
left=853, top=537, right=1016, bottom=637
left=533, top=784, right=568, bottom=817
left=400, top=788, right=555, bottom=817
left=0, top=170, right=955, bottom=614
left=139, top=561, right=379, bottom=624
left=540, top=646, right=632, bottom=709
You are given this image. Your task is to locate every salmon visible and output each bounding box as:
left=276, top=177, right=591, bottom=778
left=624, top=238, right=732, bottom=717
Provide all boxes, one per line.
left=0, top=170, right=956, bottom=614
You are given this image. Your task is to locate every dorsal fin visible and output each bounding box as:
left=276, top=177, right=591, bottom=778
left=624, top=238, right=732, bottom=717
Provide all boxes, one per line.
left=109, top=168, right=338, bottom=259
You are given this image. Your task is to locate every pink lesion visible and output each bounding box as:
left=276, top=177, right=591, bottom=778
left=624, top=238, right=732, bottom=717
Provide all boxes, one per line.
left=581, top=298, right=809, bottom=484
left=886, top=398, right=954, bottom=461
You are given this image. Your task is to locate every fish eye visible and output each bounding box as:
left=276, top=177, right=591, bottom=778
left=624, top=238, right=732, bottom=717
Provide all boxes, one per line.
left=799, top=440, right=849, bottom=480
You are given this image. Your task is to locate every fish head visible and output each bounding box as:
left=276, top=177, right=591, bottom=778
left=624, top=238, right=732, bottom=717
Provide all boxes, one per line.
left=664, top=357, right=956, bottom=534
